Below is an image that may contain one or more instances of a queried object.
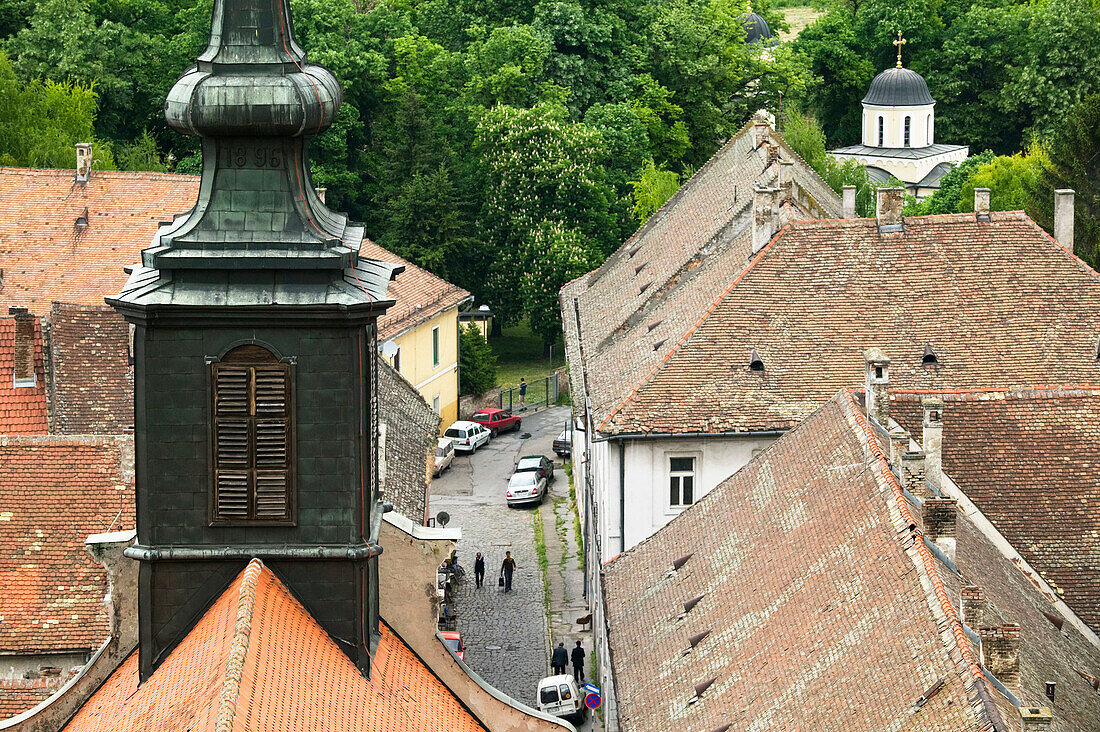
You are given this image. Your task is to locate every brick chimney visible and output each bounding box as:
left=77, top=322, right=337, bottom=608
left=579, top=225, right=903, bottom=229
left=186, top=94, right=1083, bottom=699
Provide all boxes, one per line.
left=1054, top=189, right=1074, bottom=252
left=778, top=159, right=793, bottom=198
left=9, top=306, right=36, bottom=387
left=889, top=424, right=908, bottom=470
left=863, top=348, right=890, bottom=425
left=902, top=450, right=926, bottom=498
left=842, top=185, right=856, bottom=219
left=76, top=142, right=93, bottom=183
left=765, top=143, right=780, bottom=168
left=974, top=187, right=991, bottom=222
left=753, top=117, right=770, bottom=148
left=1020, top=707, right=1052, bottom=732
left=961, top=586, right=985, bottom=628
left=922, top=497, right=956, bottom=562
left=980, top=624, right=1021, bottom=689
left=922, top=397, right=943, bottom=490
left=752, top=185, right=780, bottom=254
left=876, top=187, right=904, bottom=233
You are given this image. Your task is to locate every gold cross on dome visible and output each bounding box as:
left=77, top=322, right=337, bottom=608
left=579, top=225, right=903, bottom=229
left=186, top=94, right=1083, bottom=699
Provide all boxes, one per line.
left=894, top=31, right=907, bottom=68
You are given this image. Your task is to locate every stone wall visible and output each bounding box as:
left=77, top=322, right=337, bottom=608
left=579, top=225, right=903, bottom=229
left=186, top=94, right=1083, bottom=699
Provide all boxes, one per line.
left=379, top=360, right=438, bottom=524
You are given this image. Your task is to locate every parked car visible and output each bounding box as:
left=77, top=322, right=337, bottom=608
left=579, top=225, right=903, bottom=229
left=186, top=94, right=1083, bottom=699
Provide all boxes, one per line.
left=433, top=437, right=455, bottom=476
left=444, top=420, right=491, bottom=453
left=440, top=630, right=465, bottom=661
left=515, top=455, right=554, bottom=482
left=536, top=675, right=586, bottom=721
left=469, top=408, right=522, bottom=437
left=552, top=429, right=572, bottom=458
left=506, top=470, right=547, bottom=506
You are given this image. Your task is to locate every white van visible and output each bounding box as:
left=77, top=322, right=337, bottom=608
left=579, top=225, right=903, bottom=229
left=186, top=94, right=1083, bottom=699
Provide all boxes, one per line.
left=434, top=437, right=455, bottom=476
left=444, top=420, right=491, bottom=453
left=536, top=675, right=585, bottom=721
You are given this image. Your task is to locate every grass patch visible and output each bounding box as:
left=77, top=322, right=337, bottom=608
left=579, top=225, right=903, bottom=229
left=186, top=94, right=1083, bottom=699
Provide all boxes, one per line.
left=491, top=320, right=566, bottom=389
left=567, top=462, right=584, bottom=573
left=554, top=497, right=568, bottom=570
left=533, top=506, right=551, bottom=614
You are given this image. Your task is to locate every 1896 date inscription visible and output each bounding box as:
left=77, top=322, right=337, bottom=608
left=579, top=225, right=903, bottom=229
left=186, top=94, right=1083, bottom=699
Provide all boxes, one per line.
left=221, top=144, right=283, bottom=169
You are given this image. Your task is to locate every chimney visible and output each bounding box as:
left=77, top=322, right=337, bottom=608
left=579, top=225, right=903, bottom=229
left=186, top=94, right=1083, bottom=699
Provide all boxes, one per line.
left=922, top=397, right=944, bottom=490
left=863, top=348, right=891, bottom=425
left=1054, top=189, right=1074, bottom=252
left=765, top=143, right=780, bottom=168
left=902, top=450, right=926, bottom=498
left=980, top=624, right=1021, bottom=689
left=753, top=117, right=770, bottom=148
left=1020, top=708, right=1052, bottom=732
left=842, top=185, right=856, bottom=219
left=876, top=187, right=904, bottom=232
left=974, top=187, right=991, bottom=222
left=922, top=497, right=956, bottom=562
left=75, top=142, right=93, bottom=183
left=85, top=529, right=138, bottom=650
left=889, top=424, right=909, bottom=470
left=315, top=186, right=327, bottom=204
left=960, top=586, right=985, bottom=628
left=778, top=159, right=793, bottom=198
left=752, top=185, right=780, bottom=254
left=9, top=306, right=36, bottom=387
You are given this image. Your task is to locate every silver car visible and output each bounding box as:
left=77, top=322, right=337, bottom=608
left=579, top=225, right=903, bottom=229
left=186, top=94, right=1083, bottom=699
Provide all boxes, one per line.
left=506, top=470, right=547, bottom=506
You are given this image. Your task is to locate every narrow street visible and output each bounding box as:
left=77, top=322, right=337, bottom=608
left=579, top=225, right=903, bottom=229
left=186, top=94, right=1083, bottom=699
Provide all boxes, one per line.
left=431, top=405, right=596, bottom=730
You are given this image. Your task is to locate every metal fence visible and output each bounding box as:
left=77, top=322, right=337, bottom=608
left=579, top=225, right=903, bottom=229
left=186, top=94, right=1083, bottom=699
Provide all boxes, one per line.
left=499, top=373, right=559, bottom=413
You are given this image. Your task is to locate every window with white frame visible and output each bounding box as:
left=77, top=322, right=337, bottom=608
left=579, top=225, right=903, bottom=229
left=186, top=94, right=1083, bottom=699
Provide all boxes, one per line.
left=669, top=456, right=696, bottom=508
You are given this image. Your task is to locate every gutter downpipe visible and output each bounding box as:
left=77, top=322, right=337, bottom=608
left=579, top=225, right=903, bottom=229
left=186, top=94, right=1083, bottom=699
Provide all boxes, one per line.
left=619, top=439, right=626, bottom=555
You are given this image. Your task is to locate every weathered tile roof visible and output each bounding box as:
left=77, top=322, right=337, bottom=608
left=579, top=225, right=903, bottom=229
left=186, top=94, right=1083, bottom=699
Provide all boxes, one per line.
left=0, top=317, right=47, bottom=434
left=0, top=168, right=468, bottom=335
left=893, top=387, right=1100, bottom=632
left=0, top=678, right=63, bottom=720
left=603, top=390, right=1100, bottom=731
left=65, top=559, right=487, bottom=731
left=599, top=211, right=1100, bottom=435
left=562, top=118, right=842, bottom=429
left=379, top=359, right=439, bottom=523
left=0, top=436, right=134, bottom=653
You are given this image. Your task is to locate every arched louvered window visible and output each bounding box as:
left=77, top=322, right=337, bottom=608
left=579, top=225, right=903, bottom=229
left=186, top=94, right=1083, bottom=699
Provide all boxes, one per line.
left=211, top=345, right=294, bottom=524
left=878, top=116, right=884, bottom=147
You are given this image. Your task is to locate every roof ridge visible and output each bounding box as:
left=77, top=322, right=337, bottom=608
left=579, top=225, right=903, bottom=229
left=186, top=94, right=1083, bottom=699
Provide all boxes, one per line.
left=892, top=384, right=1100, bottom=399
left=0, top=167, right=199, bottom=181
left=214, top=558, right=264, bottom=732
left=598, top=218, right=792, bottom=433
left=840, top=390, right=1005, bottom=730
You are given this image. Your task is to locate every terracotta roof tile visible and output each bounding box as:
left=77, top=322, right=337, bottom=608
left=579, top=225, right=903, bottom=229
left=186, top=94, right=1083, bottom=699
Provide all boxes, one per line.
left=0, top=436, right=134, bottom=653
left=0, top=677, right=65, bottom=720
left=893, top=387, right=1100, bottom=632
left=0, top=168, right=467, bottom=337
left=0, top=317, right=47, bottom=434
left=65, top=560, right=486, bottom=731
left=602, top=212, right=1100, bottom=434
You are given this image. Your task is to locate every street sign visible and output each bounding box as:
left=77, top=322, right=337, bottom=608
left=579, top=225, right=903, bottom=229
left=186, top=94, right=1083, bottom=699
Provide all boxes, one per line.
left=584, top=692, right=601, bottom=709
left=583, top=683, right=600, bottom=695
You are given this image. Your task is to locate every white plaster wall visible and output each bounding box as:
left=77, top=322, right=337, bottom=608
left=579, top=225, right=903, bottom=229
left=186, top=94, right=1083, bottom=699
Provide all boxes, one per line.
left=619, top=434, right=779, bottom=551
left=862, top=104, right=935, bottom=148
left=831, top=146, right=968, bottom=187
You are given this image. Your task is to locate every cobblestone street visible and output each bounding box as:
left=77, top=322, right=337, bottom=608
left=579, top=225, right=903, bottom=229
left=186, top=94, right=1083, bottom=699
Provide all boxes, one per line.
left=430, top=406, right=571, bottom=707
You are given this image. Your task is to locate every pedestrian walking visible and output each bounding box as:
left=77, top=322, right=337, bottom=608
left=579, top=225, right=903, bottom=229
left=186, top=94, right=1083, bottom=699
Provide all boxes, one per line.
left=571, top=640, right=586, bottom=682
left=473, top=552, right=485, bottom=588
left=500, top=551, right=516, bottom=592
left=551, top=642, right=568, bottom=675
left=518, top=377, right=527, bottom=407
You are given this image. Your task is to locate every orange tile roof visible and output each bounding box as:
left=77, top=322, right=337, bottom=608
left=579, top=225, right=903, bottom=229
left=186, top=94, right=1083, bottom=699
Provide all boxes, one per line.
left=0, top=317, right=47, bottom=434
left=65, top=560, right=486, bottom=732
left=0, top=168, right=467, bottom=336
left=0, top=436, right=134, bottom=653
left=0, top=677, right=65, bottom=720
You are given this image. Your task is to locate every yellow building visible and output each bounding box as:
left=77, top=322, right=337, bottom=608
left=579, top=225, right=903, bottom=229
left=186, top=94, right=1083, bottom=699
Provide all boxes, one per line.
left=365, top=240, right=470, bottom=432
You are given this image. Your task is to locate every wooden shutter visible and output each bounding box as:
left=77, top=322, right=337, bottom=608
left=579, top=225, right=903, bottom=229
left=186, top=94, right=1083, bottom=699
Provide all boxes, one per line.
left=212, top=351, right=292, bottom=523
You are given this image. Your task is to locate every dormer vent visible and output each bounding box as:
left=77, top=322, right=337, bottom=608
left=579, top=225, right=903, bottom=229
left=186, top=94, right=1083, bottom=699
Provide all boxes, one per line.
left=647, top=320, right=662, bottom=333
left=709, top=726, right=731, bottom=732
left=653, top=339, right=667, bottom=352
left=75, top=207, right=89, bottom=230
left=639, top=280, right=652, bottom=295
left=922, top=343, right=937, bottom=366
left=749, top=348, right=764, bottom=371
left=687, top=630, right=711, bottom=650
left=635, top=262, right=648, bottom=275
left=683, top=594, right=704, bottom=614
left=1040, top=610, right=1064, bottom=631
left=693, top=676, right=717, bottom=698
left=672, top=553, right=693, bottom=571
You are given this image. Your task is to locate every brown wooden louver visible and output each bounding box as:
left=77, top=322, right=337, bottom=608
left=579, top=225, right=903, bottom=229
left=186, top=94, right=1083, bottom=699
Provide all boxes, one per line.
left=212, top=346, right=292, bottom=523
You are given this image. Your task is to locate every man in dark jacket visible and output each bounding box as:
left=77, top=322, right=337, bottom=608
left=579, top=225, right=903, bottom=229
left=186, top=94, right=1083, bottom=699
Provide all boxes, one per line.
left=473, top=552, right=486, bottom=588
left=571, top=640, right=586, bottom=682
left=551, top=642, right=568, bottom=675
left=500, top=551, right=516, bottom=592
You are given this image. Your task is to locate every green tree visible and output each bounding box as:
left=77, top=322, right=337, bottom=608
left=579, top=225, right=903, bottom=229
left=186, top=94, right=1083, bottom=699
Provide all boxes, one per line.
left=904, top=151, right=994, bottom=215
left=115, top=130, right=167, bottom=172
left=629, top=160, right=681, bottom=223
left=459, top=323, right=498, bottom=396
left=521, top=221, right=599, bottom=347
left=958, top=149, right=1045, bottom=213
left=1026, top=94, right=1100, bottom=266
left=792, top=10, right=874, bottom=144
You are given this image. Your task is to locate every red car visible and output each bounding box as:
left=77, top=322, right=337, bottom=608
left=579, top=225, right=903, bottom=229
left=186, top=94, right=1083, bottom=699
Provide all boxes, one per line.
left=470, top=408, right=522, bottom=436
left=440, top=630, right=465, bottom=661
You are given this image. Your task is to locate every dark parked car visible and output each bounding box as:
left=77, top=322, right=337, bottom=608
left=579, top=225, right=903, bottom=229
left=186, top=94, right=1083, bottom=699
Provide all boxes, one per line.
left=470, top=408, right=522, bottom=436
left=552, top=429, right=572, bottom=458
left=515, top=455, right=554, bottom=482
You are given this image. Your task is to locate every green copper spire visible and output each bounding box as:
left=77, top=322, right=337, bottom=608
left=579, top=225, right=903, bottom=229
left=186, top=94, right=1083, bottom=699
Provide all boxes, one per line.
left=146, top=0, right=356, bottom=270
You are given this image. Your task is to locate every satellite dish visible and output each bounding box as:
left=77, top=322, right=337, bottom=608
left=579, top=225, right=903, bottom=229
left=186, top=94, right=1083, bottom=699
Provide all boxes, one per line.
left=436, top=511, right=450, bottom=528
left=380, top=340, right=399, bottom=358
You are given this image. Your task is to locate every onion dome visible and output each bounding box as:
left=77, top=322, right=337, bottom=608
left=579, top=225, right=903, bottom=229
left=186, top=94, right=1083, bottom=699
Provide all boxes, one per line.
left=740, top=12, right=776, bottom=46
left=862, top=66, right=934, bottom=107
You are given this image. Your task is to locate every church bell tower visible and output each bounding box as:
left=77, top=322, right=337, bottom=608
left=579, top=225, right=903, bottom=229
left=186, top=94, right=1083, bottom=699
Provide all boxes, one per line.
left=107, top=0, right=399, bottom=681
